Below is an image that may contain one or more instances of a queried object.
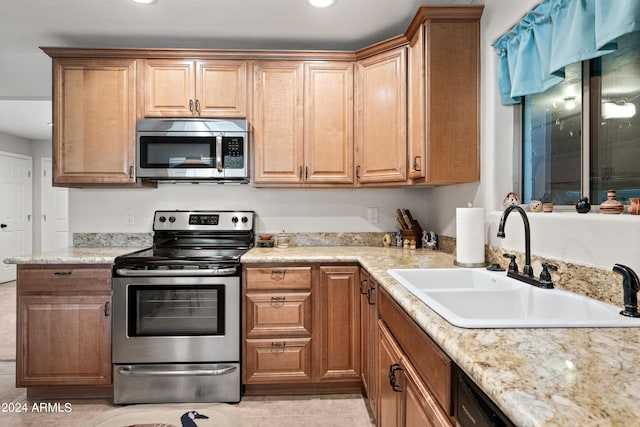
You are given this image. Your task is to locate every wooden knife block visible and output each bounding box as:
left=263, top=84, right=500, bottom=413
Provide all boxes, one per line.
left=400, top=221, right=424, bottom=248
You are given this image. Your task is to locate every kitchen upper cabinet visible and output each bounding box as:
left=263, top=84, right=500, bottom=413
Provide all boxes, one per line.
left=253, top=61, right=354, bottom=186
left=143, top=59, right=248, bottom=118
left=253, top=61, right=305, bottom=184
left=406, top=6, right=483, bottom=184
left=304, top=62, right=354, bottom=185
left=16, top=265, right=112, bottom=393
left=355, top=44, right=408, bottom=185
left=51, top=57, right=137, bottom=186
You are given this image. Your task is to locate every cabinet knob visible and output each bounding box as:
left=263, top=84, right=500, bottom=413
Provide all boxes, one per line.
left=0, top=223, right=7, bottom=229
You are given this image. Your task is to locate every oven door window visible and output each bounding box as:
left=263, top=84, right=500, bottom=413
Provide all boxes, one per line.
left=128, top=285, right=225, bottom=336
left=139, top=136, right=215, bottom=169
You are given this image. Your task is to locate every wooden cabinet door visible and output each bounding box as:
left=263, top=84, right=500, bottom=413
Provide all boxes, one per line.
left=407, top=8, right=482, bottom=184
left=315, top=266, right=360, bottom=382
left=53, top=58, right=136, bottom=185
left=361, top=270, right=378, bottom=416
left=404, top=359, right=452, bottom=427
left=304, top=62, right=354, bottom=184
left=253, top=61, right=304, bottom=184
left=377, top=321, right=403, bottom=427
left=356, top=47, right=407, bottom=185
left=196, top=60, right=248, bottom=118
left=17, top=294, right=111, bottom=386
left=143, top=59, right=195, bottom=117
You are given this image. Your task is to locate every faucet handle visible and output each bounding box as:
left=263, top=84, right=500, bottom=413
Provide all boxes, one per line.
left=539, top=263, right=558, bottom=289
left=502, top=253, right=518, bottom=273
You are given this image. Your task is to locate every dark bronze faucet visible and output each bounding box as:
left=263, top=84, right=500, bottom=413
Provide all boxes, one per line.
left=613, top=264, right=640, bottom=318
left=497, top=205, right=556, bottom=289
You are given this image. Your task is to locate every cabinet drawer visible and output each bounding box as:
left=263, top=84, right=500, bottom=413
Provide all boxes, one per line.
left=244, top=338, right=312, bottom=383
left=245, top=292, right=312, bottom=338
left=18, top=266, right=111, bottom=293
left=245, top=267, right=312, bottom=290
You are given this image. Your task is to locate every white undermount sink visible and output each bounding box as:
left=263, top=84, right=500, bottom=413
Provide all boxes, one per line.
left=387, top=268, right=640, bottom=328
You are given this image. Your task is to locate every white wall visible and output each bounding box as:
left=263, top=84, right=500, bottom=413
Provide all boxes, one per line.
left=69, top=185, right=429, bottom=235
left=428, top=0, right=640, bottom=275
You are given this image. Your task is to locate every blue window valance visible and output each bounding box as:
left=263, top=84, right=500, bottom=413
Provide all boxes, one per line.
left=492, top=0, right=640, bottom=105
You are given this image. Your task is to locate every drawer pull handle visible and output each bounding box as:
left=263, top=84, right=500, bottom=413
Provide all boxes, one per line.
left=271, top=270, right=286, bottom=280
left=54, top=271, right=72, bottom=276
left=389, top=363, right=403, bottom=392
left=271, top=296, right=286, bottom=305
left=359, top=279, right=368, bottom=294
left=367, top=286, right=376, bottom=305
left=104, top=301, right=110, bottom=317
left=271, top=342, right=287, bottom=350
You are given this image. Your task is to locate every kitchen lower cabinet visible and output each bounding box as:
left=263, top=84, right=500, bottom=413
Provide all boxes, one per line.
left=316, top=266, right=360, bottom=382
left=359, top=268, right=378, bottom=416
left=242, top=264, right=361, bottom=393
left=16, top=264, right=112, bottom=397
left=377, top=287, right=454, bottom=427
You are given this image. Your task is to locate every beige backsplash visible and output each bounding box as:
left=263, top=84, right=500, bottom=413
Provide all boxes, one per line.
left=74, top=231, right=625, bottom=307
left=439, top=234, right=624, bottom=306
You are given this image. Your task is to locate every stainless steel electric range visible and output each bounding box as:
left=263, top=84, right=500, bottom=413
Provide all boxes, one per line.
left=111, top=210, right=254, bottom=404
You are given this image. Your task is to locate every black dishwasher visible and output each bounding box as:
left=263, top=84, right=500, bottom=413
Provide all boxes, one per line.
left=455, top=370, right=515, bottom=427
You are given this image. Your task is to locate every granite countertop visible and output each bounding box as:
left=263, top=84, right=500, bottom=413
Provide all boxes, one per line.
left=5, top=245, right=639, bottom=425
left=243, top=246, right=640, bottom=427
left=3, top=246, right=147, bottom=265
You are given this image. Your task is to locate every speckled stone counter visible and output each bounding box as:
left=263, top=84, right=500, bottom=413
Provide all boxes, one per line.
left=242, top=246, right=640, bottom=427
left=3, top=247, right=146, bottom=265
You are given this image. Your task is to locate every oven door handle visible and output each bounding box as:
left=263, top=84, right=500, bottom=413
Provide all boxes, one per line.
left=114, top=267, right=237, bottom=277
left=117, top=365, right=237, bottom=377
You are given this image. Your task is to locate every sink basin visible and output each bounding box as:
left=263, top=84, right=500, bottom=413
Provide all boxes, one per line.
left=387, top=268, right=640, bottom=328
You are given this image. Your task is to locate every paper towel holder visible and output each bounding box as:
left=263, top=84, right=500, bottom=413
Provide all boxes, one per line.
left=454, top=259, right=489, bottom=268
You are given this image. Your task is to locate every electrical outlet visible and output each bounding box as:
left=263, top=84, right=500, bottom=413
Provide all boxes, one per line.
left=367, top=207, right=379, bottom=224
left=124, top=208, right=135, bottom=225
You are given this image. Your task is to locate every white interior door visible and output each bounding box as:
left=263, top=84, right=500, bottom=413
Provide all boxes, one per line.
left=40, top=157, right=69, bottom=252
left=0, top=151, right=33, bottom=283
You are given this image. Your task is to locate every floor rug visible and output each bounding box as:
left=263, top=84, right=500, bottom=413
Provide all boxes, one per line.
left=87, top=403, right=243, bottom=427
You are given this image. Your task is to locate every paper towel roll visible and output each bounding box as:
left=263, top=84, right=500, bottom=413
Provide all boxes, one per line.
left=455, top=207, right=486, bottom=267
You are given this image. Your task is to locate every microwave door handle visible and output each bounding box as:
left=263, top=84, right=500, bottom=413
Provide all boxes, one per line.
left=216, top=133, right=223, bottom=173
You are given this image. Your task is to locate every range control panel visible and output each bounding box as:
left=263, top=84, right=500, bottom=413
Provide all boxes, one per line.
left=153, top=210, right=254, bottom=231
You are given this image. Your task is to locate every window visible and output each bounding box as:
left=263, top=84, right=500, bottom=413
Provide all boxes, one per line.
left=522, top=31, right=640, bottom=207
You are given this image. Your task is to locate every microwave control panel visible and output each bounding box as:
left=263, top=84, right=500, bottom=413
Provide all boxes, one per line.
left=223, top=137, right=245, bottom=169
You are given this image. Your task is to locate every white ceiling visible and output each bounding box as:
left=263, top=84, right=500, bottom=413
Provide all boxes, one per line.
left=0, top=0, right=478, bottom=141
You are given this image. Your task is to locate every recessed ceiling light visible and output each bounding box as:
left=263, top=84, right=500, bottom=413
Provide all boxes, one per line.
left=132, top=0, right=157, bottom=4
left=309, top=0, right=335, bottom=8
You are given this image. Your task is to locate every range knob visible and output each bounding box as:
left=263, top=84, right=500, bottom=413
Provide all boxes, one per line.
left=241, top=216, right=249, bottom=223
left=169, top=216, right=176, bottom=223
left=159, top=216, right=167, bottom=223
left=231, top=216, right=239, bottom=224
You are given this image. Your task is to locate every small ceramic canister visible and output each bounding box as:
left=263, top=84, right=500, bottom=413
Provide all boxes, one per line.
left=542, top=203, right=553, bottom=213
left=530, top=200, right=542, bottom=212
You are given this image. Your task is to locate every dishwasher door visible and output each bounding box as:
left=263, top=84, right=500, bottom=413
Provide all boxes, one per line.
left=455, top=370, right=515, bottom=427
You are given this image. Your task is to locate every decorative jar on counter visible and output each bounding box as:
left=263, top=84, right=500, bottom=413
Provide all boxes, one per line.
left=599, top=190, right=624, bottom=214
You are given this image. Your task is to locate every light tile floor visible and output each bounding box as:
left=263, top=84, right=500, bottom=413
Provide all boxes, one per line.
left=0, top=281, right=376, bottom=426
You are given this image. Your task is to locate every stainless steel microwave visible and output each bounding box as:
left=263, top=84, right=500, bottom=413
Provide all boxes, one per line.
left=136, top=119, right=249, bottom=182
